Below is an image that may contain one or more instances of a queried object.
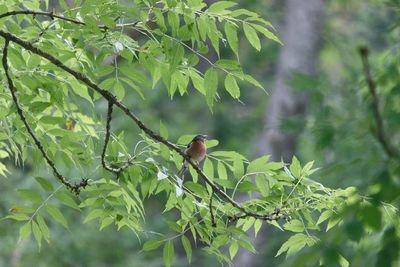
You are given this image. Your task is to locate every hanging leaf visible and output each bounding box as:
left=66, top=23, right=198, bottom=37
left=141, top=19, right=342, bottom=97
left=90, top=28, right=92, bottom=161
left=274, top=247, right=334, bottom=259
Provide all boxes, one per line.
left=163, top=240, right=175, bottom=267
left=224, top=74, right=240, bottom=99
left=46, top=205, right=68, bottom=229
left=243, top=23, right=261, bottom=51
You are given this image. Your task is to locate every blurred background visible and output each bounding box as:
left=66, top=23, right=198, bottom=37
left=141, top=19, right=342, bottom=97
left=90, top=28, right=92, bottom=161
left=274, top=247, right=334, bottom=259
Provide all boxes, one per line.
left=1, top=0, right=400, bottom=266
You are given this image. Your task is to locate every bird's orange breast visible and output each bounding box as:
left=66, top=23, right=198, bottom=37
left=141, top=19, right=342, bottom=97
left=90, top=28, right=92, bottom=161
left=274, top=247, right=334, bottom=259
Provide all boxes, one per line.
left=186, top=140, right=207, bottom=162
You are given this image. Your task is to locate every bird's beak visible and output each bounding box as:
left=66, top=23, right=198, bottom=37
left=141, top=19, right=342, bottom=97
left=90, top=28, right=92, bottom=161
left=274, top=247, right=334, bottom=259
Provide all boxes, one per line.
left=202, top=135, right=208, bottom=139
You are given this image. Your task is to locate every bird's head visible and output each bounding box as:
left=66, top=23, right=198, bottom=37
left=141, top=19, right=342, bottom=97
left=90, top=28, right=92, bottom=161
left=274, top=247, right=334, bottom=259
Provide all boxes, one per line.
left=192, top=134, right=207, bottom=143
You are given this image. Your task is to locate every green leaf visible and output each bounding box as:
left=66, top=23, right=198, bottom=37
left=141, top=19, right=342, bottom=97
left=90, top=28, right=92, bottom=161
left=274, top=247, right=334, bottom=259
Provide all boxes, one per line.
left=205, top=139, right=219, bottom=148
left=339, top=254, right=350, bottom=267
left=19, top=222, right=31, bottom=241
left=99, top=217, right=114, bottom=231
left=276, top=233, right=308, bottom=257
left=229, top=241, right=239, bottom=259
left=326, top=216, right=341, bottom=232
left=188, top=69, right=205, bottom=94
left=204, top=68, right=218, bottom=109
left=290, top=156, right=302, bottom=178
left=217, top=161, right=227, bottom=180
left=154, top=9, right=166, bottom=31
left=163, top=240, right=174, bottom=267
left=203, top=158, right=214, bottom=179
left=168, top=44, right=185, bottom=71
left=168, top=12, right=180, bottom=33
left=0, top=162, right=8, bottom=176
left=120, top=66, right=149, bottom=86
left=207, top=18, right=221, bottom=57
left=32, top=220, right=42, bottom=248
left=114, top=80, right=125, bottom=100
left=207, top=1, right=237, bottom=13
left=46, top=204, right=68, bottom=229
left=40, top=116, right=65, bottom=125
left=244, top=74, right=265, bottom=90
left=233, top=156, right=244, bottom=178
left=119, top=77, right=145, bottom=99
left=185, top=182, right=207, bottom=197
left=178, top=135, right=196, bottom=144
left=242, top=217, right=255, bottom=231
left=214, top=178, right=235, bottom=188
left=6, top=213, right=31, bottom=221
left=252, top=24, right=282, bottom=45
left=213, top=235, right=229, bottom=248
left=171, top=71, right=189, bottom=96
left=247, top=155, right=271, bottom=173
left=143, top=239, right=163, bottom=251
left=284, top=219, right=305, bottom=233
left=254, top=219, right=262, bottom=237
left=160, top=120, right=169, bottom=139
left=70, top=80, right=93, bottom=106
left=166, top=220, right=182, bottom=232
left=225, top=22, right=239, bottom=56
left=237, top=181, right=255, bottom=192
left=35, top=177, right=53, bottom=192
left=243, top=23, right=261, bottom=51
left=55, top=192, right=80, bottom=210
left=317, top=210, right=332, bottom=225
left=9, top=206, right=35, bottom=213
left=36, top=214, right=50, bottom=242
left=224, top=74, right=240, bottom=99
left=0, top=150, right=8, bottom=159
left=264, top=162, right=285, bottom=170
left=9, top=47, right=26, bottom=68
left=29, top=101, right=51, bottom=113
left=181, top=235, right=192, bottom=263
left=27, top=54, right=41, bottom=68
left=255, top=175, right=269, bottom=197
left=215, top=59, right=241, bottom=70
left=238, top=239, right=256, bottom=253
left=84, top=209, right=104, bottom=223
left=18, top=189, right=42, bottom=203
left=211, top=150, right=246, bottom=159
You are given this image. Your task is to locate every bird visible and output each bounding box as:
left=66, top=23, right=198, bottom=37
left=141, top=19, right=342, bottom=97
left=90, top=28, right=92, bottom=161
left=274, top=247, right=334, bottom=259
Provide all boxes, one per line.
left=178, top=134, right=207, bottom=177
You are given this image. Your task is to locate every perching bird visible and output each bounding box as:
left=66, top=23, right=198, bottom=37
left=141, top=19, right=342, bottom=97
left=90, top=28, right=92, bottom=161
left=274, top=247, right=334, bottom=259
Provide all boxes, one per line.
left=178, top=134, right=207, bottom=176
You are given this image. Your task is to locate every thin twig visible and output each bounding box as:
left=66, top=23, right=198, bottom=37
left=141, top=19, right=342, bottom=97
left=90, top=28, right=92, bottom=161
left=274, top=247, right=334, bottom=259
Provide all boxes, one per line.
left=0, top=29, right=285, bottom=221
left=209, top=190, right=216, bottom=227
left=101, top=101, right=134, bottom=174
left=359, top=46, right=400, bottom=159
left=1, top=40, right=87, bottom=194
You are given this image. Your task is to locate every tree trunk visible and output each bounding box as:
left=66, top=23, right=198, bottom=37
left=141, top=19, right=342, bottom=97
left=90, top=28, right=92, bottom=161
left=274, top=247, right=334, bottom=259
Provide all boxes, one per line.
left=235, top=0, right=326, bottom=266
left=255, top=0, right=326, bottom=161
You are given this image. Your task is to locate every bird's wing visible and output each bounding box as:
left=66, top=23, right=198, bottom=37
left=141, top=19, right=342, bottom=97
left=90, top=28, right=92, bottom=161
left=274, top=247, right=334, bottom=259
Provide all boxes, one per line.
left=186, top=140, right=193, bottom=148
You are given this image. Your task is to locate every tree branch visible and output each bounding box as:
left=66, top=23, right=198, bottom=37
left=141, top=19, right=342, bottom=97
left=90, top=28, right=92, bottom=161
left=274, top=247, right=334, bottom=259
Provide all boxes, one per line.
left=229, top=208, right=290, bottom=222
left=1, top=39, right=87, bottom=194
left=0, top=29, right=286, bottom=221
left=101, top=101, right=134, bottom=174
left=0, top=10, right=138, bottom=30
left=359, top=46, right=400, bottom=159
left=0, top=10, right=85, bottom=25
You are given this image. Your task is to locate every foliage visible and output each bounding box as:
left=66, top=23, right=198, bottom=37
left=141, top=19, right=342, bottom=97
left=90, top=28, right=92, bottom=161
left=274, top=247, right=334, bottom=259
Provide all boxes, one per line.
left=280, top=2, right=400, bottom=266
left=0, top=0, right=356, bottom=265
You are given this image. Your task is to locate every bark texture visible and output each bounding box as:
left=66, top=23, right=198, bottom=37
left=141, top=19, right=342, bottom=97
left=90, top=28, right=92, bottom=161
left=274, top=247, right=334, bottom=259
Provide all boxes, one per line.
left=235, top=0, right=326, bottom=266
